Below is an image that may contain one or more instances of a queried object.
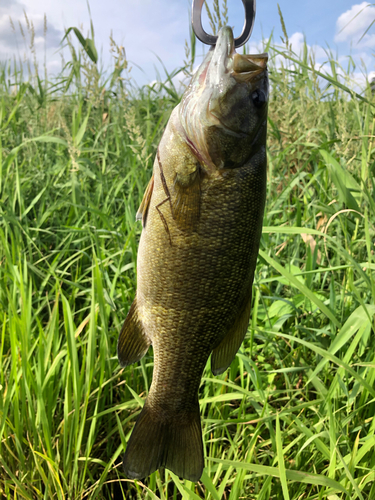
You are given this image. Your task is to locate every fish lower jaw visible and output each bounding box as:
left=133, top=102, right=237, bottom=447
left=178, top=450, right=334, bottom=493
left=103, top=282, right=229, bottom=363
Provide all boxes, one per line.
left=232, top=68, right=265, bottom=83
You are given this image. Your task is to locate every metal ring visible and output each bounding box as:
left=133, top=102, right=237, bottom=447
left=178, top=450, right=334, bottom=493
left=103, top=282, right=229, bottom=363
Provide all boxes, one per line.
left=192, top=0, right=256, bottom=48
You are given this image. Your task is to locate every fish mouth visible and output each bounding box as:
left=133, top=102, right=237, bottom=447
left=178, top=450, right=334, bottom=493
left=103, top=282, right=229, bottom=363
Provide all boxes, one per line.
left=208, top=26, right=268, bottom=84
left=232, top=52, right=268, bottom=82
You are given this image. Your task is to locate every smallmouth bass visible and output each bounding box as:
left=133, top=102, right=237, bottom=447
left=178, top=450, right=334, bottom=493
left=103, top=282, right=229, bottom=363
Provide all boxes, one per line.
left=118, top=26, right=268, bottom=482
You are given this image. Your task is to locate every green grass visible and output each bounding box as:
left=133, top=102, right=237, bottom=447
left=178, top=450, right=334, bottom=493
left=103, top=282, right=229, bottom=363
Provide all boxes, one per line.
left=0, top=19, right=375, bottom=500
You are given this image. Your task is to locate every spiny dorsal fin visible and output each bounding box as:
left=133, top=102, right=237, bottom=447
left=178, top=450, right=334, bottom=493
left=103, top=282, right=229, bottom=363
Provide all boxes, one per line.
left=136, top=174, right=154, bottom=227
left=211, top=290, right=253, bottom=375
left=117, top=297, right=151, bottom=367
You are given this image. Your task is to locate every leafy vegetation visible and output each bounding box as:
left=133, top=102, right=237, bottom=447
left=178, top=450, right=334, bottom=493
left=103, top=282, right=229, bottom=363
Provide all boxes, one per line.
left=0, top=8, right=374, bottom=500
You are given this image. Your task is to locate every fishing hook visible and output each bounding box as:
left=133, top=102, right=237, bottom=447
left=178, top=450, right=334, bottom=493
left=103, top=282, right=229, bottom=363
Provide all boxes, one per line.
left=192, top=0, right=256, bottom=48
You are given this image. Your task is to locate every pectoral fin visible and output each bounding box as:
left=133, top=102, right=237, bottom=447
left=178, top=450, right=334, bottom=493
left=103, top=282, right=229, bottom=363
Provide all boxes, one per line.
left=211, top=291, right=253, bottom=375
left=136, top=174, right=154, bottom=226
left=117, top=297, right=151, bottom=367
left=171, top=168, right=201, bottom=232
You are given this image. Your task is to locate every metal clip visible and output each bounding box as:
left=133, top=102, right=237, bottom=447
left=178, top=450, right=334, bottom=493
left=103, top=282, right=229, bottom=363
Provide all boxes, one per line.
left=192, top=0, right=256, bottom=48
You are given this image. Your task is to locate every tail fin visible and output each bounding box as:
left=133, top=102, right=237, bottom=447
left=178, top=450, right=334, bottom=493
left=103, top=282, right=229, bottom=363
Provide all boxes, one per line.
left=123, top=400, right=204, bottom=482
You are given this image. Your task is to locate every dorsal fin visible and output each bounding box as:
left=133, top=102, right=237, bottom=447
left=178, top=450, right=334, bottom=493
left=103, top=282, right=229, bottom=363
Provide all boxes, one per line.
left=136, top=174, right=154, bottom=227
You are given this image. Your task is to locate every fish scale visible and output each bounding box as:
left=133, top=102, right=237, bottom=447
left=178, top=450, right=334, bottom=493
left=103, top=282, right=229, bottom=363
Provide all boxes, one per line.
left=117, top=26, right=268, bottom=481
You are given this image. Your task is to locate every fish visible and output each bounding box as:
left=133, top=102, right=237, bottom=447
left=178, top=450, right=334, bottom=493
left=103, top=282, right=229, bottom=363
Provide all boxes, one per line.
left=117, top=26, right=268, bottom=482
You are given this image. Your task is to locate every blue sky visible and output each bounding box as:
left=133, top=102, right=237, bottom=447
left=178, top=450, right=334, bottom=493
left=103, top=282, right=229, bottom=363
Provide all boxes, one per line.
left=0, top=0, right=374, bottom=86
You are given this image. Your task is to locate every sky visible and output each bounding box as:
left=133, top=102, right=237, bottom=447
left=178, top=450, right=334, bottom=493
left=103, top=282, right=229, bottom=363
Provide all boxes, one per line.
left=0, top=0, right=374, bottom=87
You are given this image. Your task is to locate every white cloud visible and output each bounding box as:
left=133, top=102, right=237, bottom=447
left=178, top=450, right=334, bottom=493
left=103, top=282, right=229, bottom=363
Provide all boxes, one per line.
left=0, top=0, right=191, bottom=83
left=338, top=51, right=372, bottom=72
left=354, top=33, right=375, bottom=48
left=349, top=70, right=375, bottom=89
left=18, top=0, right=190, bottom=84
left=0, top=1, right=374, bottom=87
left=335, top=2, right=375, bottom=44
left=263, top=32, right=327, bottom=70
left=288, top=32, right=327, bottom=60
left=289, top=32, right=305, bottom=52
left=0, top=5, right=63, bottom=78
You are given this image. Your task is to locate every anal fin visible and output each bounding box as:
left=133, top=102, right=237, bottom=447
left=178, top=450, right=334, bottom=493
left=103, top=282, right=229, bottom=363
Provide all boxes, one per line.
left=117, top=297, right=151, bottom=367
left=211, top=291, right=253, bottom=375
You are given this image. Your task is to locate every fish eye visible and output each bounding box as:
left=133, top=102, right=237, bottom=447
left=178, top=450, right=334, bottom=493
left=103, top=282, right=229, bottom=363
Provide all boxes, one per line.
left=251, top=89, right=267, bottom=108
